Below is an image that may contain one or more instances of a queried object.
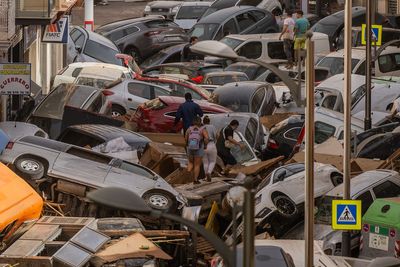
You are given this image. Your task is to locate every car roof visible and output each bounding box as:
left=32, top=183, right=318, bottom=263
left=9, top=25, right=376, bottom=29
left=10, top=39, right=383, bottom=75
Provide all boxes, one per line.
left=316, top=74, right=366, bottom=92
left=113, top=79, right=173, bottom=92
left=151, top=62, right=221, bottom=70
left=77, top=66, right=126, bottom=80
left=227, top=32, right=328, bottom=41
left=215, top=81, right=267, bottom=93
left=197, top=6, right=261, bottom=24
left=158, top=95, right=231, bottom=110
left=96, top=16, right=165, bottom=33
left=210, top=0, right=237, bottom=9
left=180, top=1, right=212, bottom=7
left=205, top=71, right=247, bottom=77
left=68, top=62, right=129, bottom=71
left=325, top=46, right=400, bottom=60
left=73, top=26, right=117, bottom=49
left=311, top=6, right=365, bottom=28
left=326, top=170, right=399, bottom=197
left=66, top=124, right=150, bottom=145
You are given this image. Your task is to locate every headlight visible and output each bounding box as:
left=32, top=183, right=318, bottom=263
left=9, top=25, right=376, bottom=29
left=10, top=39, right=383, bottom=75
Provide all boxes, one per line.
left=172, top=5, right=180, bottom=13
left=144, top=5, right=151, bottom=12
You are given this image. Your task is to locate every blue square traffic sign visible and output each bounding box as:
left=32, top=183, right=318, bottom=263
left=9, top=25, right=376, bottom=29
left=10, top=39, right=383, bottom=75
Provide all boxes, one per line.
left=332, top=200, right=362, bottom=230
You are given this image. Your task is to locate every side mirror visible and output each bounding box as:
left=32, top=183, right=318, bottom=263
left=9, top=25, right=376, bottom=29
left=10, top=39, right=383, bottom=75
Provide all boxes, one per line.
left=75, top=46, right=82, bottom=53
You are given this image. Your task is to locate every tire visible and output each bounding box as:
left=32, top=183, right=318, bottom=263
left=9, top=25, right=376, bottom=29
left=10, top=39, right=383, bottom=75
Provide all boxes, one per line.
left=273, top=194, right=297, bottom=217
left=15, top=157, right=45, bottom=180
left=125, top=47, right=142, bottom=64
left=331, top=174, right=343, bottom=186
left=111, top=105, right=126, bottom=117
left=143, top=190, right=175, bottom=211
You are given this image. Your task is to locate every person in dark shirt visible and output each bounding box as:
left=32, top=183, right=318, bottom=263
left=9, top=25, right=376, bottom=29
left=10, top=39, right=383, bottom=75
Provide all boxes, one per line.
left=174, top=93, right=204, bottom=133
left=181, top=37, right=204, bottom=62
left=216, top=120, right=245, bottom=174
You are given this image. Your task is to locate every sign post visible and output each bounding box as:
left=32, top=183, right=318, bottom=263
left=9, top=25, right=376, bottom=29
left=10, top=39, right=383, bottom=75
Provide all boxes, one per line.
left=0, top=64, right=31, bottom=95
left=332, top=200, right=362, bottom=231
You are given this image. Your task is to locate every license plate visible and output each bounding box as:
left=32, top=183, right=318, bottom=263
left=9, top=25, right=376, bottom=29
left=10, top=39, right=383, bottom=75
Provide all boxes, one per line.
left=369, top=233, right=389, bottom=251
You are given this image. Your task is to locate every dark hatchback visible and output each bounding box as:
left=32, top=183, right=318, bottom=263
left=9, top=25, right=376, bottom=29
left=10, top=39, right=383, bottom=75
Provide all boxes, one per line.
left=142, top=62, right=223, bottom=79
left=190, top=6, right=278, bottom=41
left=311, top=6, right=392, bottom=50
left=210, top=81, right=276, bottom=116
left=95, top=17, right=188, bottom=63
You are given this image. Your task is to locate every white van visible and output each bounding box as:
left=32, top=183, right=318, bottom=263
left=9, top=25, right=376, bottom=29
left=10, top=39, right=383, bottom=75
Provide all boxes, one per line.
left=54, top=62, right=132, bottom=88
left=317, top=46, right=400, bottom=77
left=74, top=66, right=130, bottom=89
left=216, top=32, right=330, bottom=63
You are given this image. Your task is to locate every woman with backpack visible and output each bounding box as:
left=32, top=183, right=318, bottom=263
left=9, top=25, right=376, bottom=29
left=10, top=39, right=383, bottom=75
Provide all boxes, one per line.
left=185, top=116, right=209, bottom=184
left=202, top=116, right=217, bottom=182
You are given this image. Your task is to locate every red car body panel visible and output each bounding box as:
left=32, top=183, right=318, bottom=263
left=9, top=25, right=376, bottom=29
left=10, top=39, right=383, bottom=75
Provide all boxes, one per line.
left=132, top=96, right=230, bottom=132
left=137, top=76, right=210, bottom=100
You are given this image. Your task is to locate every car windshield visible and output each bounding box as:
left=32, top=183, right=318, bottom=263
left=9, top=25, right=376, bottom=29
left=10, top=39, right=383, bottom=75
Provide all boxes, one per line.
left=220, top=37, right=244, bottom=50
left=201, top=7, right=218, bottom=18
left=270, top=115, right=304, bottom=135
left=317, top=57, right=360, bottom=75
left=176, top=6, right=209, bottom=19
left=311, top=20, right=340, bottom=36
left=315, top=195, right=341, bottom=224
left=190, top=23, right=219, bottom=40
left=206, top=75, right=248, bottom=85
left=84, top=40, right=121, bottom=65
left=141, top=52, right=167, bottom=68
left=33, top=85, right=95, bottom=120
left=225, top=64, right=263, bottom=80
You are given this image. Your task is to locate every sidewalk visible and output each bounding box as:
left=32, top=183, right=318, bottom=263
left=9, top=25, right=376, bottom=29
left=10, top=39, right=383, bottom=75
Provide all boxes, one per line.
left=71, top=1, right=148, bottom=28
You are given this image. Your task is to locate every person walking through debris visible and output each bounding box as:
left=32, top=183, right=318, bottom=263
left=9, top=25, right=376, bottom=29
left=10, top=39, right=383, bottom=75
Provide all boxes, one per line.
left=279, top=10, right=295, bottom=69
left=185, top=116, right=209, bottom=184
left=181, top=36, right=204, bottom=62
left=293, top=10, right=310, bottom=65
left=216, top=120, right=245, bottom=175
left=202, top=116, right=217, bottom=181
left=174, top=93, right=204, bottom=133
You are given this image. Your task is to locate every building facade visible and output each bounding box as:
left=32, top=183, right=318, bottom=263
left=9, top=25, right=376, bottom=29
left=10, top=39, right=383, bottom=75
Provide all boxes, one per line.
left=0, top=0, right=76, bottom=120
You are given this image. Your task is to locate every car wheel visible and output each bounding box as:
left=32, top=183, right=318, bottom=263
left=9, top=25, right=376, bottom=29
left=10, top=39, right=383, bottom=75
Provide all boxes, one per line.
left=15, top=157, right=45, bottom=180
left=331, top=174, right=343, bottom=186
left=143, top=191, right=174, bottom=211
left=126, top=47, right=142, bottom=64
left=273, top=194, right=297, bottom=217
left=111, top=105, right=126, bottom=117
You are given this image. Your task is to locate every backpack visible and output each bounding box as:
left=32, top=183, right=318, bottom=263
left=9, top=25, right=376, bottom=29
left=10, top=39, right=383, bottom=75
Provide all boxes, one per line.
left=187, top=126, right=203, bottom=150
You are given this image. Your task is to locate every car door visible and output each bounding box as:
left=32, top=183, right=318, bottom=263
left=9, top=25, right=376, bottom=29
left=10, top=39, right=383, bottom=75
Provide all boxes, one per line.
left=51, top=146, right=111, bottom=187
left=106, top=159, right=157, bottom=196
left=372, top=179, right=400, bottom=200
left=376, top=53, right=400, bottom=77
left=68, top=28, right=86, bottom=63
left=220, top=18, right=239, bottom=39
left=250, top=88, right=266, bottom=116
left=126, top=82, right=152, bottom=110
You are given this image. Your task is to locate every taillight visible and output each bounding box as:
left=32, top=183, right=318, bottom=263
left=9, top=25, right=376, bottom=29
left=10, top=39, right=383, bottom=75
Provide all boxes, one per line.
left=267, top=139, right=279, bottom=150
left=102, top=90, right=114, bottom=96
left=6, top=142, right=14, bottom=149
left=145, top=30, right=162, bottom=37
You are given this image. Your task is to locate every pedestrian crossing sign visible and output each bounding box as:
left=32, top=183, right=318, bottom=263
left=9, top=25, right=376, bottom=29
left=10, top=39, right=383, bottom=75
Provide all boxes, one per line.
left=361, top=24, right=382, bottom=46
left=332, top=200, right=362, bottom=230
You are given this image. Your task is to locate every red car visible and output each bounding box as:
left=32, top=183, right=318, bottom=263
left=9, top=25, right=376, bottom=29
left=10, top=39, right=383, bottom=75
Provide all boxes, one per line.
left=137, top=76, right=211, bottom=100
left=132, top=96, right=230, bottom=132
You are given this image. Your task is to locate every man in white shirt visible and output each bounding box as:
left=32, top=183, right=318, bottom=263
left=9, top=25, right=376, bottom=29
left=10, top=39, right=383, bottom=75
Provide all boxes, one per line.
left=279, top=10, right=295, bottom=69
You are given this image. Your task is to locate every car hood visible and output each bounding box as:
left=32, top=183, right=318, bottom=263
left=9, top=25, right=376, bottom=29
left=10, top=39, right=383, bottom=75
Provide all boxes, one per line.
left=147, top=1, right=183, bottom=8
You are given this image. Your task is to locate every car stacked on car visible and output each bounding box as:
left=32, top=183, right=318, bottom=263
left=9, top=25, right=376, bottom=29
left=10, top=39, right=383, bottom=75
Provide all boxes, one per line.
left=5, top=2, right=400, bottom=266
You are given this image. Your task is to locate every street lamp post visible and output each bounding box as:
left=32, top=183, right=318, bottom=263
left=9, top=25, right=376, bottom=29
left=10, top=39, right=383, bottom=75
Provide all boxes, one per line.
left=87, top=187, right=235, bottom=267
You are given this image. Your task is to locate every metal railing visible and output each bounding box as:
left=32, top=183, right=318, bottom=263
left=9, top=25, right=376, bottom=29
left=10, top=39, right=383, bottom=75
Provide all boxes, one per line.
left=0, top=0, right=16, bottom=41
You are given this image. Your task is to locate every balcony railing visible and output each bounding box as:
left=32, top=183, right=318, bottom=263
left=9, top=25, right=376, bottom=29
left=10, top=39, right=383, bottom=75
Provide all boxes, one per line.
left=15, top=0, right=76, bottom=25
left=0, top=0, right=16, bottom=41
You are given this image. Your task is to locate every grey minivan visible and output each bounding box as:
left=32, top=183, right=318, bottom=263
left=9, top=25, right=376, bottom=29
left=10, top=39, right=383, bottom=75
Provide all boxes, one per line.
left=189, top=6, right=278, bottom=41
left=68, top=26, right=122, bottom=66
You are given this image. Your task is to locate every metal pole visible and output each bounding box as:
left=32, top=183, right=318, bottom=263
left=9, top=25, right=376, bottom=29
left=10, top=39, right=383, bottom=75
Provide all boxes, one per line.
left=243, top=178, right=255, bottom=267
left=342, top=0, right=352, bottom=257
left=84, top=0, right=94, bottom=31
left=305, top=32, right=315, bottom=267
left=365, top=0, right=372, bottom=130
